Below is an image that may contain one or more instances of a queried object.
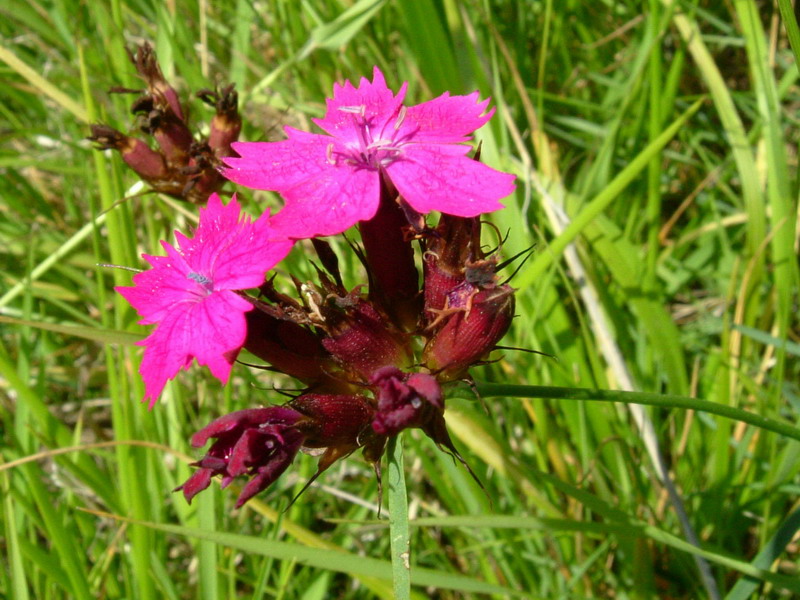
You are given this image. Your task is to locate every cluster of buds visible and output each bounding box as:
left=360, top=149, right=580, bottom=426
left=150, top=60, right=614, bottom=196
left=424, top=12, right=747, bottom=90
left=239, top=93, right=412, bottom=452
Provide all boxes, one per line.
left=106, top=63, right=519, bottom=508
left=88, top=43, right=240, bottom=203
left=176, top=185, right=516, bottom=507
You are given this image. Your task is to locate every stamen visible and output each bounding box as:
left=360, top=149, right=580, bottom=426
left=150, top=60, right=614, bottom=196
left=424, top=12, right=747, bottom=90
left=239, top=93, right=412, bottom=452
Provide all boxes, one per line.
left=326, top=143, right=335, bottom=165
left=338, top=105, right=365, bottom=114
left=377, top=144, right=402, bottom=154
left=394, top=106, right=407, bottom=130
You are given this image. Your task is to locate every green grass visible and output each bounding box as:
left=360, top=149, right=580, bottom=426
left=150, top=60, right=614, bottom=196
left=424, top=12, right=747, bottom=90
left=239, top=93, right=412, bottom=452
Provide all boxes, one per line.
left=2, top=0, right=799, bottom=598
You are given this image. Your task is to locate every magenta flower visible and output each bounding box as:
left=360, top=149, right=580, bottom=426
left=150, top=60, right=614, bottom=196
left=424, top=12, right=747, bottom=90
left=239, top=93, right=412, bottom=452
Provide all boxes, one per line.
left=117, top=193, right=293, bottom=407
left=222, top=67, right=516, bottom=238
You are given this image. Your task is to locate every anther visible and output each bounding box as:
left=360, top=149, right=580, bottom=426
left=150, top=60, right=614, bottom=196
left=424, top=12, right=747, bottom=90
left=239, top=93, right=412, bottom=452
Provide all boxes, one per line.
left=326, top=143, right=335, bottom=165
left=338, top=105, right=365, bottom=114
left=394, top=106, right=407, bottom=130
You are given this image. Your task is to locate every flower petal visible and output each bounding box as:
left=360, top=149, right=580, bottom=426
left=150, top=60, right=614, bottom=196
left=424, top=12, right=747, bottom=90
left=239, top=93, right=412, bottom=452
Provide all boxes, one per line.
left=176, top=468, right=213, bottom=503
left=386, top=146, right=515, bottom=217
left=400, top=91, right=493, bottom=144
left=192, top=193, right=247, bottom=247
left=189, top=407, right=302, bottom=448
left=211, top=212, right=293, bottom=290
left=180, top=194, right=293, bottom=290
left=116, top=242, right=192, bottom=324
left=270, top=163, right=380, bottom=238
left=138, top=290, right=252, bottom=407
left=222, top=130, right=333, bottom=192
left=313, top=67, right=407, bottom=143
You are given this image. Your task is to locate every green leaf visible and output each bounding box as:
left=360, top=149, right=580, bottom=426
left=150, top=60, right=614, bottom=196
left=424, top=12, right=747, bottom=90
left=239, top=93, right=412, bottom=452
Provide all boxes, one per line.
left=516, top=97, right=703, bottom=290
left=299, top=0, right=387, bottom=59
left=0, top=316, right=142, bottom=346
left=387, top=435, right=411, bottom=600
left=472, top=382, right=800, bottom=444
left=95, top=512, right=525, bottom=597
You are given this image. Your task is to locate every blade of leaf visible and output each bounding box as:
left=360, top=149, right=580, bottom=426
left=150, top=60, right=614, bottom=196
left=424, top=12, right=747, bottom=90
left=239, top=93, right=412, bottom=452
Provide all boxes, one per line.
left=726, top=508, right=800, bottom=600
left=299, top=0, right=387, bottom=59
left=387, top=434, right=411, bottom=600
left=0, top=316, right=142, bottom=346
left=472, top=383, right=800, bottom=444
left=83, top=510, right=525, bottom=597
left=516, top=97, right=703, bottom=290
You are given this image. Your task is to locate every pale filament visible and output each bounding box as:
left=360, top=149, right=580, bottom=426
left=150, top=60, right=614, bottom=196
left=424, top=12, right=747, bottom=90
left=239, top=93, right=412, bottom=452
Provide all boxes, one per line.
left=393, top=106, right=407, bottom=130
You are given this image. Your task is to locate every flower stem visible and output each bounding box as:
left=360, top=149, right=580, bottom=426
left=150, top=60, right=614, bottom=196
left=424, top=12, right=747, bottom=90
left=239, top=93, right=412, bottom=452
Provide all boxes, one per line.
left=358, top=180, right=420, bottom=331
left=473, top=382, right=800, bottom=443
left=386, top=434, right=411, bottom=600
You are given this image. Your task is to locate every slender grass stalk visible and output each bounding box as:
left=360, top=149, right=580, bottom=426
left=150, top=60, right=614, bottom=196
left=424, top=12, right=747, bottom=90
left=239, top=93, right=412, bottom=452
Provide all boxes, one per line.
left=473, top=383, right=800, bottom=443
left=0, top=210, right=109, bottom=308
left=516, top=97, right=703, bottom=289
left=386, top=435, right=411, bottom=600
left=777, top=0, right=800, bottom=66
left=1, top=466, right=29, bottom=600
left=77, top=510, right=522, bottom=596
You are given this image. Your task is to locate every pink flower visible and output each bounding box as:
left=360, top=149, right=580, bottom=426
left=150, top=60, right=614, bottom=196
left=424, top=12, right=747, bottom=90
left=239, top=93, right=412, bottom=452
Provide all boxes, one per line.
left=117, top=193, right=293, bottom=407
left=222, top=67, right=516, bottom=238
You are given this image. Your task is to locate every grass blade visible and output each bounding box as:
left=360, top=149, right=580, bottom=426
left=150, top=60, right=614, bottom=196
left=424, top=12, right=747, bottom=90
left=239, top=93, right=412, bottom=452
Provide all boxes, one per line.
left=387, top=435, right=411, bottom=600
left=516, top=97, right=703, bottom=290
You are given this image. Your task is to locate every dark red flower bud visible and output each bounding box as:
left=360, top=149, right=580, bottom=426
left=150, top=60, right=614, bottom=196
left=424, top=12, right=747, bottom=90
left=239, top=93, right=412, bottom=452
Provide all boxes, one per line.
left=291, top=393, right=375, bottom=450
left=143, top=108, right=194, bottom=165
left=243, top=307, right=334, bottom=385
left=422, top=214, right=482, bottom=325
left=423, top=285, right=515, bottom=381
left=288, top=393, right=380, bottom=498
left=198, top=84, right=242, bottom=160
left=321, top=296, right=411, bottom=380
left=370, top=366, right=443, bottom=436
left=88, top=125, right=168, bottom=182
left=131, top=42, right=185, bottom=121
left=176, top=407, right=306, bottom=508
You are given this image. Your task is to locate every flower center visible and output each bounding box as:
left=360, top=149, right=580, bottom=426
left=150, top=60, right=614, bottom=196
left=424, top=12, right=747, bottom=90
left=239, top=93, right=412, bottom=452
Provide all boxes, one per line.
left=187, top=272, right=214, bottom=295
left=334, top=105, right=407, bottom=170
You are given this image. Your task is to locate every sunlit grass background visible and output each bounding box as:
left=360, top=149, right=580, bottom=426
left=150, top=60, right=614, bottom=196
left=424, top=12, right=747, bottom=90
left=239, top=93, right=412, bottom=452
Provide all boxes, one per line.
left=2, top=0, right=799, bottom=598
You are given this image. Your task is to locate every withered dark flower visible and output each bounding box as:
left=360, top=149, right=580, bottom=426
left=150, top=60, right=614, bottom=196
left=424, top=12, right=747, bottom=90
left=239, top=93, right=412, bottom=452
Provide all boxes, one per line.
left=88, top=42, right=241, bottom=203
left=176, top=406, right=306, bottom=508
left=177, top=395, right=379, bottom=508
left=370, top=366, right=443, bottom=436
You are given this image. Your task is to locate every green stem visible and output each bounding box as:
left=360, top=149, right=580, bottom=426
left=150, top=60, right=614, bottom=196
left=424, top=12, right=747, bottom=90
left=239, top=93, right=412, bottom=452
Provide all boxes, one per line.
left=473, top=383, right=800, bottom=443
left=386, top=434, right=411, bottom=600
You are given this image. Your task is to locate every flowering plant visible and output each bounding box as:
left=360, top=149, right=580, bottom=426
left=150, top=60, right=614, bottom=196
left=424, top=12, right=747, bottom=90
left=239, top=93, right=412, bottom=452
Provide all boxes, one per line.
left=107, top=51, right=517, bottom=507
